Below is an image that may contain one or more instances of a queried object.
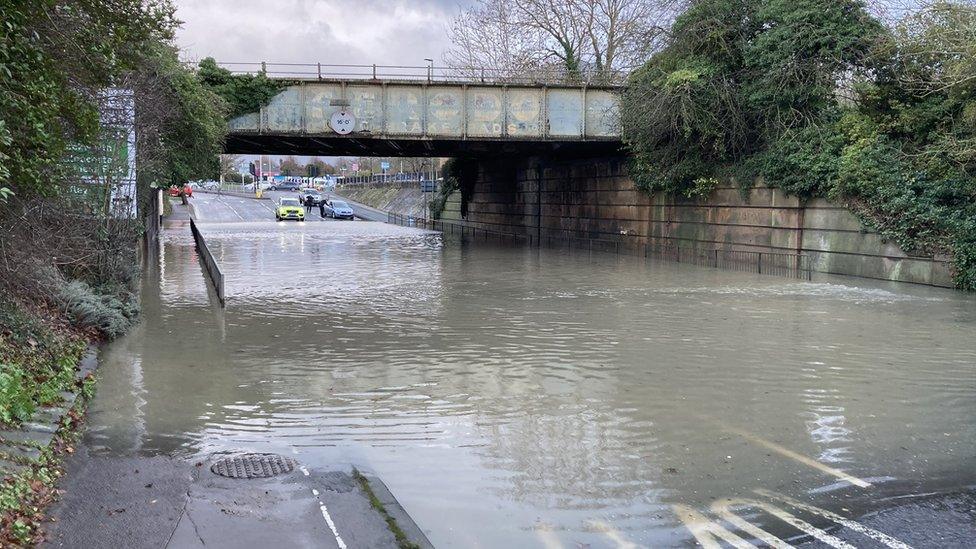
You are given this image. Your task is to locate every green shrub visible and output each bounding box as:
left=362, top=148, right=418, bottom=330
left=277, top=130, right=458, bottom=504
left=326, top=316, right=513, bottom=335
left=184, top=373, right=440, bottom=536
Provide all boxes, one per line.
left=622, top=0, right=976, bottom=290
left=0, top=366, right=34, bottom=425
left=59, top=280, right=138, bottom=339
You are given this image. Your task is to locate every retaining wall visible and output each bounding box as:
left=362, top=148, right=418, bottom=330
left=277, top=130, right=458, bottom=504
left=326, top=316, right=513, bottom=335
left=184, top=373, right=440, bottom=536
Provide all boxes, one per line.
left=439, top=156, right=954, bottom=287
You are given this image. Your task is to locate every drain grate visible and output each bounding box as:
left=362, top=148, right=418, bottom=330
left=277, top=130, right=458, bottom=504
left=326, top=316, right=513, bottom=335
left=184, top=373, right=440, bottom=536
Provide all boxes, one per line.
left=210, top=454, right=296, bottom=479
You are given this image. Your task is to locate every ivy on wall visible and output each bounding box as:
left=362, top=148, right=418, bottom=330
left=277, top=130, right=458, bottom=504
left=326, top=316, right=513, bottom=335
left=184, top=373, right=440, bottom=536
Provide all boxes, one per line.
left=621, top=0, right=976, bottom=290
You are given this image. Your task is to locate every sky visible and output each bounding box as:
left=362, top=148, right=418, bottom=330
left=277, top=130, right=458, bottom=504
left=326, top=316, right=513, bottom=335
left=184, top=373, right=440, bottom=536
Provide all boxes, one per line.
left=174, top=0, right=473, bottom=169
left=174, top=0, right=469, bottom=67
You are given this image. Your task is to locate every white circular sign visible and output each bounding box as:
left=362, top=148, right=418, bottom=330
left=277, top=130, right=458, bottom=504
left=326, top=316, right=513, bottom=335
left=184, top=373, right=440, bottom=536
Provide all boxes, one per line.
left=329, top=110, right=356, bottom=135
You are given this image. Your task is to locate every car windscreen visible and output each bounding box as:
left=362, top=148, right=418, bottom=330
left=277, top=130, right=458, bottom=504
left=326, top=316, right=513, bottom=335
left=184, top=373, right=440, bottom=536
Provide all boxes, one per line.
left=331, top=201, right=349, bottom=208
left=280, top=199, right=300, bottom=206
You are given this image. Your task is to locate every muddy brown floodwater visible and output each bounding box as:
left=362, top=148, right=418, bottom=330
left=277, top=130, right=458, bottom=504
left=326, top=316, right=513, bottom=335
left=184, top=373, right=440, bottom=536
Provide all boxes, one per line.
left=87, top=201, right=976, bottom=547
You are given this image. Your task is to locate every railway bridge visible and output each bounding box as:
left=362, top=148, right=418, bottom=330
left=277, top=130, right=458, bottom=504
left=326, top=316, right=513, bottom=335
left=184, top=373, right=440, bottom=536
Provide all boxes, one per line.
left=222, top=63, right=623, bottom=158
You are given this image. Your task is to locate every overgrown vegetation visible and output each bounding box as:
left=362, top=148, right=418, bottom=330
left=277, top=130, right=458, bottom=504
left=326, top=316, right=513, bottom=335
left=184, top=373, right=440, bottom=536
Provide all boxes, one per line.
left=430, top=160, right=463, bottom=219
left=0, top=1, right=234, bottom=540
left=436, top=158, right=479, bottom=219
left=621, top=0, right=976, bottom=290
left=0, top=302, right=85, bottom=426
left=197, top=58, right=287, bottom=119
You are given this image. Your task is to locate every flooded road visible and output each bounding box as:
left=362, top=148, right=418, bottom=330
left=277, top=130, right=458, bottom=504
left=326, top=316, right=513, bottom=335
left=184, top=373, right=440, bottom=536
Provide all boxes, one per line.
left=88, top=194, right=976, bottom=547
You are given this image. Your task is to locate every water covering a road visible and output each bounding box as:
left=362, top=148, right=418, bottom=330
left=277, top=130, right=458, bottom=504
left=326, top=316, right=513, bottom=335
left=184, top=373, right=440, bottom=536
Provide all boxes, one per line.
left=89, top=202, right=976, bottom=547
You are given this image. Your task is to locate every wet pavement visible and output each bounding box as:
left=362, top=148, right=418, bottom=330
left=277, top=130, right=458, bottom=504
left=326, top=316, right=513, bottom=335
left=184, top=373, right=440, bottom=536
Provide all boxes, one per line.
left=51, top=193, right=976, bottom=547
left=44, top=447, right=410, bottom=548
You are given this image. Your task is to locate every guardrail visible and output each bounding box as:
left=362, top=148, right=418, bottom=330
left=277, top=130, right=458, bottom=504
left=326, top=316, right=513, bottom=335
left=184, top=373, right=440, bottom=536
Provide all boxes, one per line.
left=207, top=62, right=626, bottom=87
left=190, top=218, right=225, bottom=306
left=389, top=212, right=812, bottom=281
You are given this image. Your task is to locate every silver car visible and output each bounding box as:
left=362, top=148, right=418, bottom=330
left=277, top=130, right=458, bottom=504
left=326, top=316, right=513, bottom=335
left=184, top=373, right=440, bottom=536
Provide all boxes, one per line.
left=324, top=199, right=354, bottom=220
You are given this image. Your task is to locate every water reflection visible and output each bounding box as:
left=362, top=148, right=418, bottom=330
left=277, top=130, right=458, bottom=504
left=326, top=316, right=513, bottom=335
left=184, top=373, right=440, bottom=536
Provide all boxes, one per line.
left=85, top=221, right=976, bottom=547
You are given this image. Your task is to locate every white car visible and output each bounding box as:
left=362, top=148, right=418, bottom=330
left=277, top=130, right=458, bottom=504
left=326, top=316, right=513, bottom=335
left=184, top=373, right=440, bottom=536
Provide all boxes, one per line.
left=243, top=181, right=272, bottom=192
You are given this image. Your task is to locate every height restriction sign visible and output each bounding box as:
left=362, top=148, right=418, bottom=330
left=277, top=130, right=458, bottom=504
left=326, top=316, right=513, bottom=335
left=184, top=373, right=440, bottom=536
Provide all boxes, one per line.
left=329, top=111, right=355, bottom=135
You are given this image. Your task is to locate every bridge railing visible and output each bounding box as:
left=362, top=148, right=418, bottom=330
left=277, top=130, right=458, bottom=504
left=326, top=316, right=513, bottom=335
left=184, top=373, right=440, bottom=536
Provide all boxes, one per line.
left=211, top=62, right=627, bottom=86
left=388, top=212, right=812, bottom=281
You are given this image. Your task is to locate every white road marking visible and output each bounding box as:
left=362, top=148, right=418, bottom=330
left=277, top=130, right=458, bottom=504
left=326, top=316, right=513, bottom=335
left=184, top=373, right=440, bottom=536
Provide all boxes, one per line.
left=672, top=504, right=756, bottom=549
left=298, top=465, right=347, bottom=548
left=712, top=498, right=856, bottom=549
left=587, top=520, right=638, bottom=548
left=318, top=501, right=347, bottom=549
left=220, top=198, right=246, bottom=221
left=725, top=425, right=871, bottom=488
left=699, top=415, right=872, bottom=488
left=755, top=489, right=913, bottom=549
left=534, top=523, right=565, bottom=549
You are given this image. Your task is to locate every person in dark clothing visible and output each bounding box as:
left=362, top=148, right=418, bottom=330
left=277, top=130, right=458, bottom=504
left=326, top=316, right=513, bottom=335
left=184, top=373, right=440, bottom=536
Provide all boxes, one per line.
left=304, top=194, right=314, bottom=213
left=319, top=199, right=327, bottom=218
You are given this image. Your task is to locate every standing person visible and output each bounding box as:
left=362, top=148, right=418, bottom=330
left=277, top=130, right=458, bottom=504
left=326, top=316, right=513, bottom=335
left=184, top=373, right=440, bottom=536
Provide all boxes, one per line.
left=304, top=194, right=314, bottom=214
left=319, top=198, right=327, bottom=219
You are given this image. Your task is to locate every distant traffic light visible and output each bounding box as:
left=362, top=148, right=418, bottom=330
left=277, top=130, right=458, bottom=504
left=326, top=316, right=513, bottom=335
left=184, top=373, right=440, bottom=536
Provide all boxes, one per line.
left=307, top=164, right=319, bottom=177
left=249, top=162, right=256, bottom=176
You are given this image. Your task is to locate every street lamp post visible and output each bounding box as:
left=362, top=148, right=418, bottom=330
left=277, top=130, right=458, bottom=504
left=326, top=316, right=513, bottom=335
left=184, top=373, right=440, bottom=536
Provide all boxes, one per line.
left=424, top=58, right=433, bottom=83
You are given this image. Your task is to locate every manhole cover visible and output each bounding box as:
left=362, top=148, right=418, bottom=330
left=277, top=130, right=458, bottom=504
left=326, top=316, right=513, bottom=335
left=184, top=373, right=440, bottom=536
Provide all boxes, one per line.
left=210, top=454, right=296, bottom=479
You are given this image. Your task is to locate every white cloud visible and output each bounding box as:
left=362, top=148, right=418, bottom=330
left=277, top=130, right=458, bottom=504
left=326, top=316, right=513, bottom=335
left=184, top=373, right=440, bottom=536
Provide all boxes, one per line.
left=174, top=0, right=468, bottom=67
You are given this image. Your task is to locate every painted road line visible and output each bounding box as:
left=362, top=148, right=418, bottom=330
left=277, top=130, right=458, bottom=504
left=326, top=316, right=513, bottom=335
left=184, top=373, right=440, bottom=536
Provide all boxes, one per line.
left=298, top=465, right=348, bottom=549
left=754, top=489, right=913, bottom=548
left=587, top=520, right=638, bottom=548
left=318, top=501, right=347, bottom=549
left=534, top=523, right=565, bottom=549
left=697, top=414, right=872, bottom=489
left=725, top=425, right=872, bottom=488
left=712, top=498, right=856, bottom=549
left=672, top=504, right=757, bottom=549
left=220, top=198, right=246, bottom=221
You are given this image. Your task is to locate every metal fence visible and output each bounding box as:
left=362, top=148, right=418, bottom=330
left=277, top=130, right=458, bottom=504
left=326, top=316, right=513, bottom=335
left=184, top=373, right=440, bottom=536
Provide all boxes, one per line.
left=209, top=62, right=626, bottom=87
left=389, top=213, right=812, bottom=281
left=190, top=218, right=225, bottom=306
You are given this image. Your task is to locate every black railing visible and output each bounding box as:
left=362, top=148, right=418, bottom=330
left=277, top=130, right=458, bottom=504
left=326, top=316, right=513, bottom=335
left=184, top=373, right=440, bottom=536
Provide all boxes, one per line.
left=388, top=212, right=812, bottom=281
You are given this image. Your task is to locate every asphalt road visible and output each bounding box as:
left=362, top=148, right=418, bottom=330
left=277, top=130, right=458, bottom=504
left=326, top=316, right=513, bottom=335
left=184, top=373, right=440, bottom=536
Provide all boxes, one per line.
left=190, top=190, right=388, bottom=223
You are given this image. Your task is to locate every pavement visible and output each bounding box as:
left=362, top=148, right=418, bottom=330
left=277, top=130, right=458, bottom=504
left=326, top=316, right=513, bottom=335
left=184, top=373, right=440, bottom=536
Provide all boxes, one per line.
left=42, top=447, right=429, bottom=548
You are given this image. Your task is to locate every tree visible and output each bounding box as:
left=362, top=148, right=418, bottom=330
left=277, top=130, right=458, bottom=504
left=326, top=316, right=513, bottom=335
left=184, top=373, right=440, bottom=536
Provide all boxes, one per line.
left=0, top=0, right=178, bottom=196
left=445, top=0, right=682, bottom=81
left=220, top=154, right=242, bottom=178
left=620, top=0, right=883, bottom=194
left=444, top=0, right=546, bottom=79
left=278, top=156, right=302, bottom=176
left=308, top=158, right=335, bottom=176
left=197, top=57, right=285, bottom=119
left=131, top=41, right=225, bottom=197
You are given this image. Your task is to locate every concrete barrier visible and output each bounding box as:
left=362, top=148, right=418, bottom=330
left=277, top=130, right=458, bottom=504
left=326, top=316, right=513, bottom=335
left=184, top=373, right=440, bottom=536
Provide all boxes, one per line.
left=190, top=219, right=225, bottom=306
